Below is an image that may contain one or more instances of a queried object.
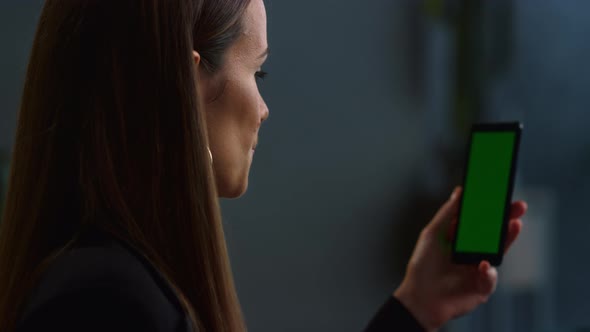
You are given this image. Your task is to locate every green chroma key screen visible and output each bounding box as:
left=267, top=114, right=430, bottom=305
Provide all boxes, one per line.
left=455, top=131, right=516, bottom=254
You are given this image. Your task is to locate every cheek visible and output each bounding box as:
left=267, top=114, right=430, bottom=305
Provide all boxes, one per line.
left=206, top=79, right=259, bottom=174
left=227, top=81, right=260, bottom=148
left=210, top=80, right=257, bottom=131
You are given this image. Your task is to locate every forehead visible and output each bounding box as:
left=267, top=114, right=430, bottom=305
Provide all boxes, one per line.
left=236, top=0, right=267, bottom=56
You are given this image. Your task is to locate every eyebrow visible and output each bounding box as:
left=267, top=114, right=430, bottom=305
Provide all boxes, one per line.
left=258, top=47, right=270, bottom=59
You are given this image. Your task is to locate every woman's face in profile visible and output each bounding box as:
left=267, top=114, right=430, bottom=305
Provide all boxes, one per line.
left=197, top=0, right=269, bottom=198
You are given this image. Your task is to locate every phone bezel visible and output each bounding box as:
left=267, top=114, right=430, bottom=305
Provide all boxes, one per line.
left=451, top=122, right=523, bottom=267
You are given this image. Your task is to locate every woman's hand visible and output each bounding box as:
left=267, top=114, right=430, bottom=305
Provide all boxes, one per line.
left=393, top=187, right=527, bottom=332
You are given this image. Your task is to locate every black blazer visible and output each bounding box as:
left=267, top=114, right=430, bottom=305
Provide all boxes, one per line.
left=15, top=225, right=424, bottom=332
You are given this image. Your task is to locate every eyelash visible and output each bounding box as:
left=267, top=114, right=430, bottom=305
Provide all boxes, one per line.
left=255, top=70, right=268, bottom=81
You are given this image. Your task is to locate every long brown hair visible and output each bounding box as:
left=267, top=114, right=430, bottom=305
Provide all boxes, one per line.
left=0, top=0, right=251, bottom=330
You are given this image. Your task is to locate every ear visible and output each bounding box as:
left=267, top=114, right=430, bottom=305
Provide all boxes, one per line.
left=192, top=50, right=201, bottom=67
left=192, top=50, right=208, bottom=99
left=192, top=50, right=217, bottom=104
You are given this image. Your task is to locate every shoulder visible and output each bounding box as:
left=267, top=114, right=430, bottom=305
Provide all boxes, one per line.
left=16, top=233, right=192, bottom=332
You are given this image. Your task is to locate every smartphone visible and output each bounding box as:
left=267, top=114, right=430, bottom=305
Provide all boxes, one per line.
left=451, top=122, right=522, bottom=266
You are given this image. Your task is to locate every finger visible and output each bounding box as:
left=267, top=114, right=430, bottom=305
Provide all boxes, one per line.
left=446, top=217, right=458, bottom=242
left=477, top=261, right=498, bottom=295
left=428, top=187, right=462, bottom=234
left=503, top=218, right=523, bottom=253
left=509, top=201, right=528, bottom=219
left=478, top=260, right=490, bottom=273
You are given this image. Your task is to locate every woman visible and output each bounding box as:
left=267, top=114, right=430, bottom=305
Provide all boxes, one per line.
left=0, top=0, right=527, bottom=331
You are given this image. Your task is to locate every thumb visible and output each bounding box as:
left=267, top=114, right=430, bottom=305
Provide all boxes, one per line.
left=427, top=187, right=462, bottom=234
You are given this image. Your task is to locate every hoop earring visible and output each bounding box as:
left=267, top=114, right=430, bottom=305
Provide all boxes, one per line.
left=207, top=147, right=213, bottom=165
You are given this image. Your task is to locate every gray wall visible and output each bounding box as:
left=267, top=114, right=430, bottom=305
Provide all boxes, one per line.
left=2, top=1, right=590, bottom=332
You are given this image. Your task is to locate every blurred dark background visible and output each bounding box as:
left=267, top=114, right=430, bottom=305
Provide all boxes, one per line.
left=1, top=1, right=589, bottom=331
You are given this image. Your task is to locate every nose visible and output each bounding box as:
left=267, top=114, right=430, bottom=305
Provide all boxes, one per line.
left=260, top=99, right=269, bottom=123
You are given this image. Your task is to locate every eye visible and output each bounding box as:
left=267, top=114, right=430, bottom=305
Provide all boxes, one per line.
left=255, top=70, right=268, bottom=82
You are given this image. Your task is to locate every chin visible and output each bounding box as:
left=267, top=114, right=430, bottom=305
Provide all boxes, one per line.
left=217, top=177, right=249, bottom=199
